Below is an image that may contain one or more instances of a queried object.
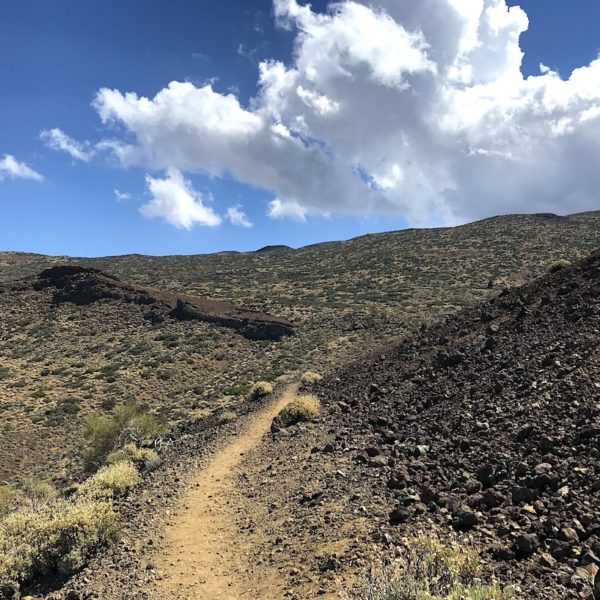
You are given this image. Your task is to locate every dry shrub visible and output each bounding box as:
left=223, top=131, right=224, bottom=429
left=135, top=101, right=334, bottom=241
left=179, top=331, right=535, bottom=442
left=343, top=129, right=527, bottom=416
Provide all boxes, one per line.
left=549, top=259, right=571, bottom=273
left=0, top=484, right=117, bottom=596
left=106, top=443, right=161, bottom=472
left=0, top=487, right=16, bottom=518
left=301, top=371, right=323, bottom=385
left=76, top=462, right=140, bottom=500
left=248, top=381, right=274, bottom=401
left=347, top=536, right=513, bottom=600
left=218, top=411, right=238, bottom=424
left=272, top=394, right=320, bottom=430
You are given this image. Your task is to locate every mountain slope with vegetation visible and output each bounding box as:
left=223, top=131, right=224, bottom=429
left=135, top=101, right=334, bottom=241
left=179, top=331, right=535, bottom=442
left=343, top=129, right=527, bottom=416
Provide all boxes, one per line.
left=0, top=212, right=598, bottom=485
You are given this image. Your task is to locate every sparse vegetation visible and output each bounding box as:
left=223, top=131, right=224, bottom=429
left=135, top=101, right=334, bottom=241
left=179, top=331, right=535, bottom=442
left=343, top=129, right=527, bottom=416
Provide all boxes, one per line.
left=348, top=536, right=513, bottom=600
left=0, top=215, right=598, bottom=597
left=248, top=381, right=274, bottom=401
left=1, top=213, right=598, bottom=484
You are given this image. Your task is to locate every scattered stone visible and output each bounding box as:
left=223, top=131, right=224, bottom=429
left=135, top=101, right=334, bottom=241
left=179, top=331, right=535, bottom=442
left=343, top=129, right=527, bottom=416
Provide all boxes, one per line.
left=452, top=508, right=480, bottom=531
left=389, top=507, right=410, bottom=525
left=514, top=534, right=540, bottom=556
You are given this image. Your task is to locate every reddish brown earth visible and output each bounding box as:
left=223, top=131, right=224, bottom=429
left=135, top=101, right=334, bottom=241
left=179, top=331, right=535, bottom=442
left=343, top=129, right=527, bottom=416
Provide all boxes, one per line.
left=32, top=265, right=295, bottom=341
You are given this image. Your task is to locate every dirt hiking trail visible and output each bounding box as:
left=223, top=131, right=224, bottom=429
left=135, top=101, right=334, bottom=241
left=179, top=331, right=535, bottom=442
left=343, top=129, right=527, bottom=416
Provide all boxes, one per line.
left=150, top=385, right=299, bottom=599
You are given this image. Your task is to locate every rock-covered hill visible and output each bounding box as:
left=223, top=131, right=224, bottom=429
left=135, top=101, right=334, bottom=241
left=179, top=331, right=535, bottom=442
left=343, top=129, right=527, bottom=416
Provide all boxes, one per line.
left=309, top=251, right=600, bottom=598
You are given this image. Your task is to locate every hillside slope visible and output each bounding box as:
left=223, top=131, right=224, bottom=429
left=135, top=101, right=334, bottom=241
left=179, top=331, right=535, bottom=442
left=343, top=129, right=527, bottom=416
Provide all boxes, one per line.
left=2, top=211, right=600, bottom=375
left=0, top=267, right=292, bottom=482
left=280, top=250, right=600, bottom=599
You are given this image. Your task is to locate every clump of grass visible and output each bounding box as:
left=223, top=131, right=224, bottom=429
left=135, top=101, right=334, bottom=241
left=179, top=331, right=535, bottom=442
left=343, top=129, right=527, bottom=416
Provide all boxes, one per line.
left=247, top=381, right=274, bottom=401
left=218, top=411, right=238, bottom=425
left=347, top=536, right=513, bottom=600
left=272, top=394, right=320, bottom=430
left=76, top=462, right=140, bottom=500
left=0, top=481, right=118, bottom=596
left=549, top=259, right=571, bottom=273
left=83, top=402, right=165, bottom=472
left=106, top=443, right=161, bottom=472
left=301, top=371, right=323, bottom=385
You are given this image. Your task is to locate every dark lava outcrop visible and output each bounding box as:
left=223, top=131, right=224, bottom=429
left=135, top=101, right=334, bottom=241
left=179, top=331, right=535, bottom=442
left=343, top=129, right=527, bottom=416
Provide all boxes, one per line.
left=254, top=244, right=294, bottom=253
left=313, top=251, right=600, bottom=599
left=32, top=265, right=294, bottom=341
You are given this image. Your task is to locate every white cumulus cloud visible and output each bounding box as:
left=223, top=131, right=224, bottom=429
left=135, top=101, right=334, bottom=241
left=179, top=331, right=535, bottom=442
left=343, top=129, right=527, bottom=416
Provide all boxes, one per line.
left=0, top=154, right=43, bottom=182
left=142, top=169, right=221, bottom=229
left=226, top=205, right=253, bottom=227
left=40, top=128, right=95, bottom=162
left=267, top=198, right=309, bottom=222
left=66, top=0, right=600, bottom=224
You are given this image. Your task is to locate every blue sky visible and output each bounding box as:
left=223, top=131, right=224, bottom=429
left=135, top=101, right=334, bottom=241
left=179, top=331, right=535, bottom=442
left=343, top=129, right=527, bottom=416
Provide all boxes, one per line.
left=1, top=0, right=599, bottom=256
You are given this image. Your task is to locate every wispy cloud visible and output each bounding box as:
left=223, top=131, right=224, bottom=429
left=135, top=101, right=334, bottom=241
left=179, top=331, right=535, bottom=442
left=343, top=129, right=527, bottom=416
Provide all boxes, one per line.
left=226, top=204, right=253, bottom=227
left=40, top=128, right=95, bottom=162
left=114, top=189, right=132, bottom=202
left=0, top=154, right=43, bottom=182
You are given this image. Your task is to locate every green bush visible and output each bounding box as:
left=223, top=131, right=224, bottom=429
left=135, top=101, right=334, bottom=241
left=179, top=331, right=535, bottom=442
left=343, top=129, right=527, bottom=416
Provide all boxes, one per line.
left=77, top=462, right=140, bottom=500
left=83, top=403, right=165, bottom=472
left=83, top=414, right=121, bottom=471
left=347, top=536, right=513, bottom=600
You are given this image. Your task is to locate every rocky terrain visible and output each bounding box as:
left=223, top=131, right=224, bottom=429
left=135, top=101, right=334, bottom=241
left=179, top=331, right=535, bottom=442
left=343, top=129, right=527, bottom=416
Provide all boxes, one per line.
left=1, top=212, right=599, bottom=485
left=33, top=265, right=294, bottom=341
left=280, top=249, right=600, bottom=598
